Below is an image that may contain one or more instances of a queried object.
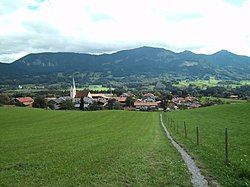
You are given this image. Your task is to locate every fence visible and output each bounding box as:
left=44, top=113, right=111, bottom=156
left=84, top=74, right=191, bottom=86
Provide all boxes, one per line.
left=163, top=114, right=229, bottom=165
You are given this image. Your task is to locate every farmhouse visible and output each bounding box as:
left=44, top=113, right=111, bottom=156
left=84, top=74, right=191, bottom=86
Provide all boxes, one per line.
left=134, top=101, right=161, bottom=111
left=229, top=95, right=238, bottom=99
left=92, top=93, right=114, bottom=106
left=15, top=97, right=34, bottom=107
left=113, top=96, right=127, bottom=107
left=47, top=96, right=73, bottom=110
left=48, top=97, right=65, bottom=110
left=142, top=93, right=157, bottom=102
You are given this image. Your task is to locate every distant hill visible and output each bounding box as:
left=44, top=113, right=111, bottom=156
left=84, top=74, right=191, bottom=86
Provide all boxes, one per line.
left=0, top=46, right=250, bottom=84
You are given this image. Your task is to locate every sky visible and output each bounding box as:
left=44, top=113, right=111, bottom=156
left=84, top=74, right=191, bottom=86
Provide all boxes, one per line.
left=0, top=0, right=250, bottom=63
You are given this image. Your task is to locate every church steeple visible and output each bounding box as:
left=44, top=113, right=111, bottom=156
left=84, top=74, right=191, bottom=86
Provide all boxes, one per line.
left=70, top=77, right=76, bottom=98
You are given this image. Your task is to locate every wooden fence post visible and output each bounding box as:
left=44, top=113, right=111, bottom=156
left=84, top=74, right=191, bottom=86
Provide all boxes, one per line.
left=196, top=127, right=199, bottom=145
left=225, top=128, right=229, bottom=164
left=184, top=121, right=187, bottom=138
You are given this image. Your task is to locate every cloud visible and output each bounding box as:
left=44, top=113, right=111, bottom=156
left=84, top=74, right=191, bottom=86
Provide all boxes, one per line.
left=224, top=0, right=247, bottom=6
left=0, top=0, right=250, bottom=63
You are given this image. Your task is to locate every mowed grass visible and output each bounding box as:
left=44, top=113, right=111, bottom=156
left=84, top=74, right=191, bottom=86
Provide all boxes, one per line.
left=0, top=108, right=191, bottom=186
left=200, top=97, right=247, bottom=104
left=163, top=103, right=250, bottom=186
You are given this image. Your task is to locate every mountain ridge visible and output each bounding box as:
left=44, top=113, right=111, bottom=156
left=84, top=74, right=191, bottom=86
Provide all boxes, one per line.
left=0, top=46, right=249, bottom=84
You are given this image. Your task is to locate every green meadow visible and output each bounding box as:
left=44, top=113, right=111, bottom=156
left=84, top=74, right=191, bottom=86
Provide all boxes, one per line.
left=174, top=77, right=250, bottom=89
left=0, top=108, right=191, bottom=186
left=174, top=77, right=219, bottom=88
left=163, top=103, right=250, bottom=186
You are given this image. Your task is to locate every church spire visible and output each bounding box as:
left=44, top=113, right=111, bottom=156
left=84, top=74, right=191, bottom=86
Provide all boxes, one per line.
left=73, top=77, right=76, bottom=90
left=70, top=76, right=76, bottom=98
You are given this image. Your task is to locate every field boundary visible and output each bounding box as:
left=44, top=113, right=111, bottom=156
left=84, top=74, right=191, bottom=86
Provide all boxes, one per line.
left=160, top=114, right=208, bottom=187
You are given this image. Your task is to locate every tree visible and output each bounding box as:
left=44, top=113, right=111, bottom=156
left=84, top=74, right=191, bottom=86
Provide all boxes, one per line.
left=89, top=101, right=103, bottom=110
left=60, top=99, right=75, bottom=110
left=79, top=97, right=84, bottom=110
left=125, top=97, right=134, bottom=107
left=106, top=99, right=115, bottom=110
left=113, top=101, right=122, bottom=110
left=106, top=98, right=122, bottom=110
left=0, top=94, right=10, bottom=105
left=166, top=93, right=173, bottom=101
left=33, top=96, right=47, bottom=108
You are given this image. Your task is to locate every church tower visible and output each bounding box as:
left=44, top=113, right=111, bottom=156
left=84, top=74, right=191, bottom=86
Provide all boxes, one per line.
left=70, top=77, right=76, bottom=98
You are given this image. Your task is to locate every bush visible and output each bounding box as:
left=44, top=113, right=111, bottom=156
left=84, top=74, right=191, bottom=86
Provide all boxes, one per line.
left=0, top=94, right=10, bottom=105
left=33, top=96, right=47, bottom=108
left=60, top=99, right=75, bottom=110
left=88, top=101, right=103, bottom=111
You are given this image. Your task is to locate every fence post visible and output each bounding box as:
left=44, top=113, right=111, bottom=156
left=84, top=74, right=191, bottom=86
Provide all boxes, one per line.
left=184, top=121, right=187, bottom=138
left=196, top=126, right=199, bottom=145
left=225, top=128, right=229, bottom=164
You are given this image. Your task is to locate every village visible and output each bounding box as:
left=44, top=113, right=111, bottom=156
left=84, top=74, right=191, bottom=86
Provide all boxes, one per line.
left=10, top=78, right=214, bottom=111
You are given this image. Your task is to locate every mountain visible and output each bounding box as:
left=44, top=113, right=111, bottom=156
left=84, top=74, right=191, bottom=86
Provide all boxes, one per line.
left=0, top=46, right=250, bottom=84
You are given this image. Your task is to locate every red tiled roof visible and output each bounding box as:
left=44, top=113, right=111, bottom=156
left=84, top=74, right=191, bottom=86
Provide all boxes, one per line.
left=75, top=90, right=90, bottom=98
left=118, top=97, right=127, bottom=102
left=143, top=93, right=155, bottom=97
left=16, top=97, right=34, bottom=103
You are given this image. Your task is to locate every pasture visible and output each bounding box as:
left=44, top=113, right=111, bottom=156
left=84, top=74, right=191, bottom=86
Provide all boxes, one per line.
left=163, top=103, right=250, bottom=186
left=0, top=108, right=191, bottom=186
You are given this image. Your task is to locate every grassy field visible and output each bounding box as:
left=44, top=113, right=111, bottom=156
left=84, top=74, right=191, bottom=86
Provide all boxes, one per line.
left=199, top=96, right=247, bottom=104
left=175, top=77, right=219, bottom=88
left=88, top=85, right=114, bottom=91
left=163, top=103, right=250, bottom=186
left=174, top=77, right=250, bottom=89
left=0, top=108, right=191, bottom=186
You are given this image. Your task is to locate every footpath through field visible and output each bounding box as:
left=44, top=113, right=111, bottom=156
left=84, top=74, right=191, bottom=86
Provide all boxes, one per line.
left=160, top=114, right=208, bottom=187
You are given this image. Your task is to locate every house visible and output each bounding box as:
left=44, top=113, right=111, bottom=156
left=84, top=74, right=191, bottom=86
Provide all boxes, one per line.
left=172, top=97, right=185, bottom=104
left=47, top=97, right=72, bottom=110
left=48, top=97, right=66, bottom=110
left=15, top=97, right=34, bottom=107
left=91, top=93, right=113, bottom=106
left=113, top=96, right=127, bottom=107
left=134, top=101, right=161, bottom=111
left=121, top=92, right=134, bottom=97
left=92, top=93, right=113, bottom=100
left=142, top=93, right=157, bottom=102
left=185, top=96, right=196, bottom=102
left=229, top=95, right=238, bottom=99
left=190, top=102, right=201, bottom=108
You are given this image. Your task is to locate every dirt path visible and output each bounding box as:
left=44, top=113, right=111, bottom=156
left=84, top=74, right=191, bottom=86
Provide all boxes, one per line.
left=160, top=114, right=208, bottom=187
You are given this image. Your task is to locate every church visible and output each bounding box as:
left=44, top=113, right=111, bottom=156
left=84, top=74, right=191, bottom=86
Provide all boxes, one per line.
left=70, top=77, right=93, bottom=108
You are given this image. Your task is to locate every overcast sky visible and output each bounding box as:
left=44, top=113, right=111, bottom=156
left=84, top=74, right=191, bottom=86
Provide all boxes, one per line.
left=0, top=0, right=250, bottom=63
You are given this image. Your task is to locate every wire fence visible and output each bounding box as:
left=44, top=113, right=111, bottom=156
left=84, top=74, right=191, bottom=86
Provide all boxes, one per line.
left=163, top=114, right=229, bottom=165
